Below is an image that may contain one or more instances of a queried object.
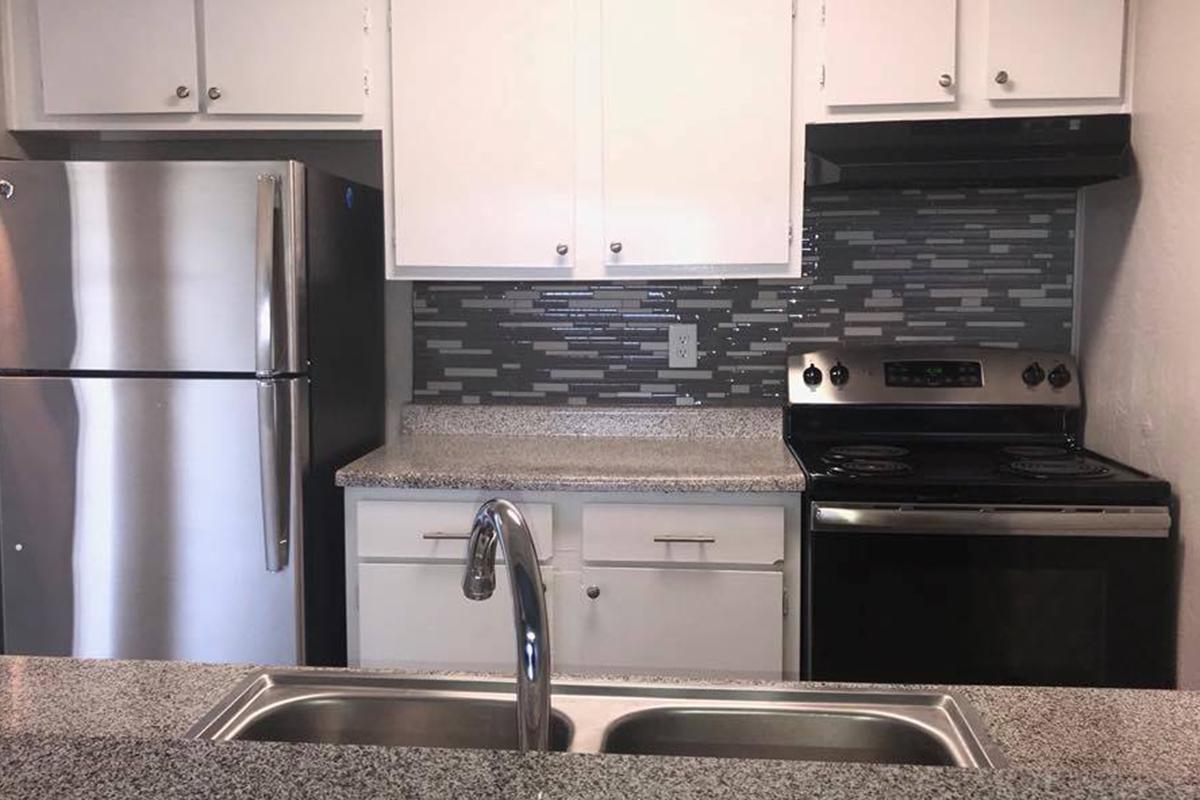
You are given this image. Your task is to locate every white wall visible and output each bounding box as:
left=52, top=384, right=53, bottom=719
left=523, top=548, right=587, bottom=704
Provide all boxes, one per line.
left=0, top=9, right=23, bottom=159
left=1080, top=0, right=1200, bottom=688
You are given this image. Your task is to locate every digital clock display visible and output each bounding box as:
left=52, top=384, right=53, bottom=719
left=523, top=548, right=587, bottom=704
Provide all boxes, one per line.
left=884, top=360, right=983, bottom=388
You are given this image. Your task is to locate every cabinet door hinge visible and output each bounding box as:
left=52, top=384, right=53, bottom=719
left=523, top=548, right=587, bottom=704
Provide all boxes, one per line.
left=783, top=587, right=789, bottom=617
left=820, top=64, right=826, bottom=88
left=792, top=0, right=798, bottom=19
left=363, top=2, right=371, bottom=31
left=821, top=0, right=826, bottom=24
left=788, top=224, right=794, bottom=245
left=364, top=68, right=371, bottom=97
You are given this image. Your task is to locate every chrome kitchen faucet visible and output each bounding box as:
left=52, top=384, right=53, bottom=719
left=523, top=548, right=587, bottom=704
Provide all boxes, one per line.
left=462, top=499, right=552, bottom=751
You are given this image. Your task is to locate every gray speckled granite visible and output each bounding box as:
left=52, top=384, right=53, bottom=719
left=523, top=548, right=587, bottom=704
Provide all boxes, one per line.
left=0, top=657, right=250, bottom=739
left=957, top=683, right=1200, bottom=778
left=335, top=433, right=805, bottom=492
left=3, top=656, right=1200, bottom=799
left=2, top=734, right=1199, bottom=800
left=399, top=405, right=784, bottom=439
left=338, top=405, right=803, bottom=492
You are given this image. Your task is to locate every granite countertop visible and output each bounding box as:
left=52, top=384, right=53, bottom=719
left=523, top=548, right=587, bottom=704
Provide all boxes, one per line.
left=336, top=405, right=806, bottom=493
left=2, top=656, right=1199, bottom=799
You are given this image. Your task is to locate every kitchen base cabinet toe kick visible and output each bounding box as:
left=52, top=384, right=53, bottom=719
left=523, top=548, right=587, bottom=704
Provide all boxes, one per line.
left=344, top=489, right=801, bottom=680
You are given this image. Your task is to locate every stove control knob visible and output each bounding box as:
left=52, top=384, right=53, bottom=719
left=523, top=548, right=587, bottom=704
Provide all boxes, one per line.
left=802, top=364, right=823, bottom=387
left=1022, top=362, right=1046, bottom=387
left=1048, top=364, right=1073, bottom=389
left=829, top=362, right=850, bottom=387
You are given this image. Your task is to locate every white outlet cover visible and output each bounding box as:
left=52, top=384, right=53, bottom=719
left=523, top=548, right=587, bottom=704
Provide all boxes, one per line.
left=668, top=323, right=698, bottom=369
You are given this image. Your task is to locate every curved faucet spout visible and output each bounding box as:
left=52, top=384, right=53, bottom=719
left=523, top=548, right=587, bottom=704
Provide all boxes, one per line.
left=462, top=499, right=551, bottom=752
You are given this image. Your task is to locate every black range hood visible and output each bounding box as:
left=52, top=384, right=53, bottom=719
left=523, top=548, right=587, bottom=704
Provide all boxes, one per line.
left=806, top=114, right=1132, bottom=189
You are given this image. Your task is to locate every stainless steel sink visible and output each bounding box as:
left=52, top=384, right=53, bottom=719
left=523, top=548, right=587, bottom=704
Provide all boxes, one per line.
left=189, top=672, right=1005, bottom=768
left=600, top=708, right=963, bottom=765
left=188, top=673, right=573, bottom=752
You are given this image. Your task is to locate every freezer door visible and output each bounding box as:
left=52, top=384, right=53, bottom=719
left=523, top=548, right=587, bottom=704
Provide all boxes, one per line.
left=0, top=376, right=305, bottom=664
left=0, top=161, right=305, bottom=375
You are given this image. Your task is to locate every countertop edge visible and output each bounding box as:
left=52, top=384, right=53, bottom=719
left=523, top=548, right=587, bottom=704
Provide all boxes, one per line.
left=334, top=434, right=807, bottom=494
left=334, top=470, right=806, bottom=494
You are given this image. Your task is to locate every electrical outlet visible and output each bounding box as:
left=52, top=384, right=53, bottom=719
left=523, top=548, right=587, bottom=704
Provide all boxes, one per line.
left=668, top=323, right=697, bottom=369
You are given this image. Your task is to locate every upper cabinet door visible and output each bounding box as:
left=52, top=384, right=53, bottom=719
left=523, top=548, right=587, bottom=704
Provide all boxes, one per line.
left=391, top=0, right=576, bottom=269
left=987, top=0, right=1126, bottom=101
left=824, top=0, right=958, bottom=107
left=602, top=0, right=793, bottom=268
left=201, top=0, right=365, bottom=115
left=36, top=0, right=199, bottom=114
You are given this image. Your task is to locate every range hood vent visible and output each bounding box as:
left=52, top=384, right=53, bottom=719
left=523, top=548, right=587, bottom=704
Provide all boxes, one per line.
left=806, top=114, right=1132, bottom=189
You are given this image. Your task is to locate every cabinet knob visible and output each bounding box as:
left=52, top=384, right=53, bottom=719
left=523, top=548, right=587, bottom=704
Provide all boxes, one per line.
left=585, top=585, right=601, bottom=599
left=175, top=86, right=191, bottom=99
left=556, top=243, right=569, bottom=256
left=609, top=242, right=623, bottom=254
left=0, top=180, right=14, bottom=200
left=994, top=70, right=1010, bottom=85
left=208, top=87, right=222, bottom=100
left=938, top=73, right=953, bottom=88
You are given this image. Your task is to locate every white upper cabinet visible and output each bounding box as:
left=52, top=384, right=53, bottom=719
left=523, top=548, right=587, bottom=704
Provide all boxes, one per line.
left=601, top=0, right=793, bottom=268
left=10, top=0, right=384, bottom=129
left=391, top=0, right=576, bottom=269
left=36, top=0, right=199, bottom=114
left=201, top=0, right=365, bottom=116
left=824, top=0, right=958, bottom=107
left=986, top=0, right=1127, bottom=101
left=806, top=0, right=1132, bottom=123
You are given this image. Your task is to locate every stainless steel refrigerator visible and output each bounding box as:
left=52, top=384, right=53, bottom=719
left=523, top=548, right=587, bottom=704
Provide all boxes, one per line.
left=0, top=161, right=384, bottom=666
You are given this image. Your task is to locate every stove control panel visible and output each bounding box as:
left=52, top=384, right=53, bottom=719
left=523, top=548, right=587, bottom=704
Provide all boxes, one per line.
left=884, top=360, right=981, bottom=388
left=788, top=346, right=1082, bottom=407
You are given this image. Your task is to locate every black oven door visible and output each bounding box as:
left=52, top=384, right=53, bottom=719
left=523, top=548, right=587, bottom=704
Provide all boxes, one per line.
left=804, top=502, right=1176, bottom=688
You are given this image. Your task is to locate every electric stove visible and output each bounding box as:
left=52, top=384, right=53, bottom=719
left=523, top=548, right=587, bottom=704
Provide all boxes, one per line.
left=785, top=346, right=1176, bottom=689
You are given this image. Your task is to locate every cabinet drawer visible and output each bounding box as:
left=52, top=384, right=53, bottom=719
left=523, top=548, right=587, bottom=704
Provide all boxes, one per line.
left=582, top=504, right=784, bottom=567
left=357, top=501, right=553, bottom=562
left=558, top=567, right=782, bottom=678
left=358, top=563, right=554, bottom=670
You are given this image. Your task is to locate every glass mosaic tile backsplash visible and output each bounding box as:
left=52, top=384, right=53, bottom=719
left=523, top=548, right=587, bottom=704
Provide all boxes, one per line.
left=413, top=187, right=1077, bottom=406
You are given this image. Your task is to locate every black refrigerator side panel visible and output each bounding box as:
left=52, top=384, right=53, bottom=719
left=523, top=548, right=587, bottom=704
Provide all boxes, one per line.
left=302, top=170, right=386, bottom=666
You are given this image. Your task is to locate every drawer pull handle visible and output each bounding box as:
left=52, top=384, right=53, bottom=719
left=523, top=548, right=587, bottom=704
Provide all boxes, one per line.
left=653, top=535, right=717, bottom=544
left=422, top=532, right=471, bottom=540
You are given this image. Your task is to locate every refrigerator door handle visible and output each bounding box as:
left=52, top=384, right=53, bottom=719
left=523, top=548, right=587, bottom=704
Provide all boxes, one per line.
left=257, top=379, right=299, bottom=573
left=255, top=173, right=284, bottom=377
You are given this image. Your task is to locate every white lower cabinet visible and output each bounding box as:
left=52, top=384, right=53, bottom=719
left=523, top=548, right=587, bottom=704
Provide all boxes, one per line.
left=358, top=562, right=553, bottom=672
left=557, top=567, right=783, bottom=678
left=347, top=491, right=798, bottom=679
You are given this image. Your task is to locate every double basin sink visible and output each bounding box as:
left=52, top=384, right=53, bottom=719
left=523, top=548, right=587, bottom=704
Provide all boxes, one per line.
left=189, top=671, right=1006, bottom=768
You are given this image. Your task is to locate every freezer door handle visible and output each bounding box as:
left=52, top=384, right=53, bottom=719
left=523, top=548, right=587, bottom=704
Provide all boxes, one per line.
left=257, top=379, right=300, bottom=572
left=255, top=173, right=298, bottom=377
left=255, top=173, right=280, bottom=377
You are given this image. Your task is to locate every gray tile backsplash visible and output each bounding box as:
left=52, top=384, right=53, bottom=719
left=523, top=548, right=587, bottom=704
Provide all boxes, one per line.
left=413, top=187, right=1077, bottom=406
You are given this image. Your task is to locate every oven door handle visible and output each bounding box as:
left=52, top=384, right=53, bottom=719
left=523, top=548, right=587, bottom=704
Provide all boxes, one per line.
left=810, top=504, right=1172, bottom=538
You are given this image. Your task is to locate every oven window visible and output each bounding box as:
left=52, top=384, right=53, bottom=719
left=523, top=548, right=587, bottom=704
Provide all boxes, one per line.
left=806, top=532, right=1173, bottom=688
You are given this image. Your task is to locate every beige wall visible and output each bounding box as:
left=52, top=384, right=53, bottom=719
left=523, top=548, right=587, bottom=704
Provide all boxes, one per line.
left=1080, top=0, right=1200, bottom=687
